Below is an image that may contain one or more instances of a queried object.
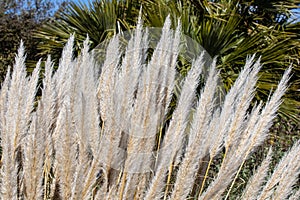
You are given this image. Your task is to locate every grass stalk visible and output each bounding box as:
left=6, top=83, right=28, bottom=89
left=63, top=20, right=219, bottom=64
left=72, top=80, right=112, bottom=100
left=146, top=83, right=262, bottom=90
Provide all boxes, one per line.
left=163, top=162, right=174, bottom=200
left=198, top=156, right=213, bottom=197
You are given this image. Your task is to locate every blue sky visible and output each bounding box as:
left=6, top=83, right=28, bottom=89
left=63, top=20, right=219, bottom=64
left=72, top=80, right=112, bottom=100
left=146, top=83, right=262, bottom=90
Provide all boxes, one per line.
left=71, top=0, right=90, bottom=4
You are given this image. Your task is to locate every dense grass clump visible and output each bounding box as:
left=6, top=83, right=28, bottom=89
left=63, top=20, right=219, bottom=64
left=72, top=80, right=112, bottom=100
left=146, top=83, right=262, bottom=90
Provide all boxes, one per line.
left=0, top=17, right=299, bottom=199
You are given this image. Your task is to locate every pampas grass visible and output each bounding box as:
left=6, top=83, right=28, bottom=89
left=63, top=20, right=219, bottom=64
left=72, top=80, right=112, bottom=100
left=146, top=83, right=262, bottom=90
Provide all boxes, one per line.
left=0, top=17, right=299, bottom=200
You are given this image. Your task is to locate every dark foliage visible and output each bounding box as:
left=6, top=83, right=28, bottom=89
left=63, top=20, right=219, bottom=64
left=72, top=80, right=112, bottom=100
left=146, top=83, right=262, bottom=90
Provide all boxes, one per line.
left=0, top=0, right=67, bottom=82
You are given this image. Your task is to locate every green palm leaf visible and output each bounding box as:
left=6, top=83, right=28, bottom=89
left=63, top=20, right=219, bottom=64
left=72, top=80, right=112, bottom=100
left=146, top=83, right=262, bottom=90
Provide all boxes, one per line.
left=35, top=0, right=140, bottom=63
left=35, top=0, right=300, bottom=120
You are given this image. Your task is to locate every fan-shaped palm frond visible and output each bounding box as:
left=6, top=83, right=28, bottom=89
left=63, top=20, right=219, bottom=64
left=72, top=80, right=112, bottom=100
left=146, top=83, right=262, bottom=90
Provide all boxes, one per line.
left=35, top=0, right=140, bottom=63
left=35, top=0, right=300, bottom=119
left=141, top=0, right=300, bottom=120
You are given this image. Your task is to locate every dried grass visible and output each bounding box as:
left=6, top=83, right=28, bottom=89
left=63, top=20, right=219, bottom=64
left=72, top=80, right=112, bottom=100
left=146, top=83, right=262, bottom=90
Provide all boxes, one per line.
left=0, top=18, right=299, bottom=200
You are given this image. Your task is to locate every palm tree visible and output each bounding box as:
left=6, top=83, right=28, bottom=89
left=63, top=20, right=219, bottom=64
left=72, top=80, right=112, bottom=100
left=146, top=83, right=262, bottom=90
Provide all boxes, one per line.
left=35, top=0, right=300, bottom=121
left=140, top=0, right=300, bottom=120
left=35, top=0, right=140, bottom=63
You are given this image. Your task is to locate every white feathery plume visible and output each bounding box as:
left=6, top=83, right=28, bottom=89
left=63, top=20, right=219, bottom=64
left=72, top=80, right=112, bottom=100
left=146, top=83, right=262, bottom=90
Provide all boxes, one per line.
left=97, top=34, right=120, bottom=122
left=1, top=42, right=40, bottom=199
left=70, top=37, right=100, bottom=199
left=258, top=140, right=300, bottom=200
left=289, top=188, right=300, bottom=200
left=38, top=56, right=57, bottom=198
left=7, top=42, right=29, bottom=152
left=53, top=104, right=77, bottom=199
left=52, top=35, right=75, bottom=114
left=241, top=148, right=272, bottom=200
left=222, top=56, right=261, bottom=152
left=246, top=66, right=292, bottom=152
left=170, top=59, right=219, bottom=200
left=50, top=37, right=77, bottom=198
left=23, top=112, right=45, bottom=199
left=0, top=16, right=299, bottom=200
left=97, top=35, right=122, bottom=178
left=200, top=64, right=291, bottom=200
left=120, top=15, right=180, bottom=198
left=144, top=52, right=203, bottom=200
left=199, top=58, right=277, bottom=200
left=0, top=66, right=18, bottom=200
left=198, top=57, right=260, bottom=200
left=112, top=13, right=145, bottom=138
left=0, top=66, right=10, bottom=133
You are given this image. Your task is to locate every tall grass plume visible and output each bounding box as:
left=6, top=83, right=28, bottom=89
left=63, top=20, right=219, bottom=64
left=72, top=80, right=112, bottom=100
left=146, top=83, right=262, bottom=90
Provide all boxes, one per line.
left=0, top=18, right=299, bottom=200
